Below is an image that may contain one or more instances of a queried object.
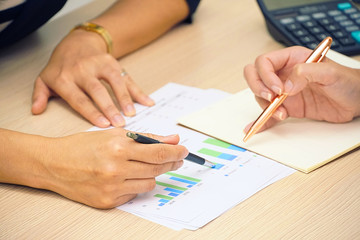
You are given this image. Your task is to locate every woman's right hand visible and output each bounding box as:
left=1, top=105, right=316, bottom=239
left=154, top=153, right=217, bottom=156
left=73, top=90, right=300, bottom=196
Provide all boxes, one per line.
left=243, top=46, right=360, bottom=133
left=38, top=128, right=187, bottom=209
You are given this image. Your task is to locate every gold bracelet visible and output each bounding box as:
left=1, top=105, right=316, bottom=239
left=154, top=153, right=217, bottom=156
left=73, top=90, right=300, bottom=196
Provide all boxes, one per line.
left=71, top=22, right=113, bottom=54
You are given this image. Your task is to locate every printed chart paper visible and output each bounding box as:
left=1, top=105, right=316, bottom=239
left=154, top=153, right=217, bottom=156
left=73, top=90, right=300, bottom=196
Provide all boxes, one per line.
left=90, top=83, right=295, bottom=230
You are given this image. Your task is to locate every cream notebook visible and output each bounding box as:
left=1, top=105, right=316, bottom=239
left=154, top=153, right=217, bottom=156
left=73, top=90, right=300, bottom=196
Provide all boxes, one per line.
left=178, top=50, right=360, bottom=173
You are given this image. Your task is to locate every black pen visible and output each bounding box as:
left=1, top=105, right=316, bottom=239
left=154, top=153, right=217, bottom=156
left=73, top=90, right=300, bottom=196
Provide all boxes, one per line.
left=126, top=132, right=216, bottom=168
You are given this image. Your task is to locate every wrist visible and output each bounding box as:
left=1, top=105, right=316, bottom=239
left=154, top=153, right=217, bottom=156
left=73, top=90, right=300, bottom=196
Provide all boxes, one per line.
left=65, top=29, right=108, bottom=54
left=70, top=22, right=113, bottom=55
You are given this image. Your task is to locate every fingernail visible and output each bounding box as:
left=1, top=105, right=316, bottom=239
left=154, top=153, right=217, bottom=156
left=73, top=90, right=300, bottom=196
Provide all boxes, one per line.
left=124, top=104, right=136, bottom=116
left=98, top=116, right=110, bottom=127
left=271, top=86, right=282, bottom=95
left=176, top=160, right=184, bottom=169
left=284, top=80, right=294, bottom=93
left=145, top=96, right=155, bottom=106
left=112, top=115, right=125, bottom=127
left=274, top=111, right=285, bottom=120
left=168, top=134, right=179, bottom=138
left=260, top=91, right=272, bottom=101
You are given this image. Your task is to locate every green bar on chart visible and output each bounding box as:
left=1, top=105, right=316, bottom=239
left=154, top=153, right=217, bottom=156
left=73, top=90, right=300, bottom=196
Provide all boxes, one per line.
left=154, top=194, right=173, bottom=200
left=198, top=148, right=221, bottom=157
left=203, top=138, right=231, bottom=148
left=156, top=181, right=187, bottom=191
left=165, top=172, right=201, bottom=183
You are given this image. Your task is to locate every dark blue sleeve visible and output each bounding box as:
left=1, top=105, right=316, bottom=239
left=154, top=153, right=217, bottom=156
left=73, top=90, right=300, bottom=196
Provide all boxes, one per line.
left=0, top=0, right=67, bottom=47
left=184, top=0, right=201, bottom=23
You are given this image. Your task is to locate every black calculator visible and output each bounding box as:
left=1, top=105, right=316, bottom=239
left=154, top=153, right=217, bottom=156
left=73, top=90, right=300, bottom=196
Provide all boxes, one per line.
left=257, top=0, right=360, bottom=56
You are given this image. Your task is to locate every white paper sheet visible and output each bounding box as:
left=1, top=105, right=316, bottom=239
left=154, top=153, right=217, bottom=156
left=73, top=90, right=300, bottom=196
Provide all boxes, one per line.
left=89, top=83, right=295, bottom=230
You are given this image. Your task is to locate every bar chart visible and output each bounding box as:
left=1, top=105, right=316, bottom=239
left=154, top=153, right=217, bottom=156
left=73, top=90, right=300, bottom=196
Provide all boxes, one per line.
left=155, top=172, right=201, bottom=206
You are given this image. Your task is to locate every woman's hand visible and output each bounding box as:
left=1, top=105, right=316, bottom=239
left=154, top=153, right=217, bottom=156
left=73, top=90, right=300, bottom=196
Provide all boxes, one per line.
left=38, top=128, right=187, bottom=209
left=243, top=46, right=360, bottom=133
left=31, top=30, right=154, bottom=128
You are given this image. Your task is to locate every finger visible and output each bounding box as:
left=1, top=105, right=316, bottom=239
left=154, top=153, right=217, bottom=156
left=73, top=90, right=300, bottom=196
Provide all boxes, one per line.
left=125, top=75, right=155, bottom=106
left=255, top=96, right=288, bottom=121
left=124, top=160, right=184, bottom=179
left=144, top=133, right=181, bottom=145
left=101, top=65, right=136, bottom=117
left=121, top=178, right=158, bottom=194
left=128, top=141, right=188, bottom=165
left=254, top=52, right=287, bottom=95
left=255, top=46, right=312, bottom=95
left=31, top=77, right=52, bottom=114
left=82, top=77, right=125, bottom=127
left=244, top=64, right=273, bottom=101
left=54, top=80, right=111, bottom=127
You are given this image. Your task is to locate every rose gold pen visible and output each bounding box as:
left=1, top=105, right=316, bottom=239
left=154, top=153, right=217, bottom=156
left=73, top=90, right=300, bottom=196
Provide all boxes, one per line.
left=243, top=36, right=333, bottom=142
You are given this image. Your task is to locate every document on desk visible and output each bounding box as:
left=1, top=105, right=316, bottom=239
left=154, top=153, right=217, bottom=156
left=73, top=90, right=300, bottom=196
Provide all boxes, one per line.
left=178, top=51, right=360, bottom=173
left=89, top=83, right=295, bottom=230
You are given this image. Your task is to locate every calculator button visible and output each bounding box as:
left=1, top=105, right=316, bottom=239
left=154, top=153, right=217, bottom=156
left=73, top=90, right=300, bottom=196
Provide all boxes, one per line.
left=318, top=18, right=333, bottom=25
left=302, top=20, right=318, bottom=28
left=328, top=10, right=342, bottom=16
left=286, top=23, right=302, bottom=31
left=339, top=20, right=354, bottom=27
left=331, top=39, right=340, bottom=48
left=346, top=25, right=360, bottom=32
left=296, top=15, right=311, bottom=22
left=349, top=13, right=360, bottom=20
left=324, top=24, right=340, bottom=31
left=333, top=30, right=347, bottom=38
left=356, top=19, right=360, bottom=25
left=280, top=18, right=295, bottom=25
left=337, top=2, right=352, bottom=10
left=312, top=12, right=326, bottom=19
left=334, top=15, right=348, bottom=22
left=316, top=33, right=329, bottom=41
left=344, top=8, right=357, bottom=14
left=339, top=37, right=356, bottom=46
left=351, top=31, right=360, bottom=43
left=309, top=26, right=325, bottom=34
left=300, top=35, right=316, bottom=44
left=306, top=42, right=319, bottom=49
left=293, top=29, right=309, bottom=37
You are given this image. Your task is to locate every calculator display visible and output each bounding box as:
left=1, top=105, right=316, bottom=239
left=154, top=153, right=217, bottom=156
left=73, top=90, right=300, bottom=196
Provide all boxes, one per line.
left=263, top=0, right=338, bottom=11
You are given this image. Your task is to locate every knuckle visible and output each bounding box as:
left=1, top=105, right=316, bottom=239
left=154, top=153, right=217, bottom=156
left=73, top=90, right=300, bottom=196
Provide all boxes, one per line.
left=53, top=72, right=71, bottom=87
left=293, top=64, right=304, bottom=77
left=86, top=81, right=105, bottom=94
left=106, top=68, right=121, bottom=81
left=107, top=139, right=127, bottom=159
left=151, top=164, right=164, bottom=176
left=155, top=145, right=167, bottom=164
left=118, top=92, right=132, bottom=102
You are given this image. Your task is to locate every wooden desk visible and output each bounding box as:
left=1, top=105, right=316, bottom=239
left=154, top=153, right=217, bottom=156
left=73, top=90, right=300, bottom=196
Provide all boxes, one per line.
left=1, top=0, right=360, bottom=238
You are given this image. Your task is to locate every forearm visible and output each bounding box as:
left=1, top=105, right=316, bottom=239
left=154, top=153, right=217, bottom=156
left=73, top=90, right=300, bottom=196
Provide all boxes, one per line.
left=89, top=0, right=189, bottom=57
left=0, top=128, right=53, bottom=189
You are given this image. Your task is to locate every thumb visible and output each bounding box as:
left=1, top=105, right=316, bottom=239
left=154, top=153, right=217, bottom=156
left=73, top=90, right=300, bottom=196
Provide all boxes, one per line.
left=31, top=77, right=52, bottom=115
left=144, top=133, right=181, bottom=145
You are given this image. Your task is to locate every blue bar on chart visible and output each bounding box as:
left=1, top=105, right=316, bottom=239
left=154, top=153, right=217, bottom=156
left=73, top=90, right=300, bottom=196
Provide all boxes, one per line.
left=198, top=148, right=237, bottom=161
left=203, top=138, right=246, bottom=152
left=213, top=163, right=225, bottom=170
left=154, top=173, right=202, bottom=206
